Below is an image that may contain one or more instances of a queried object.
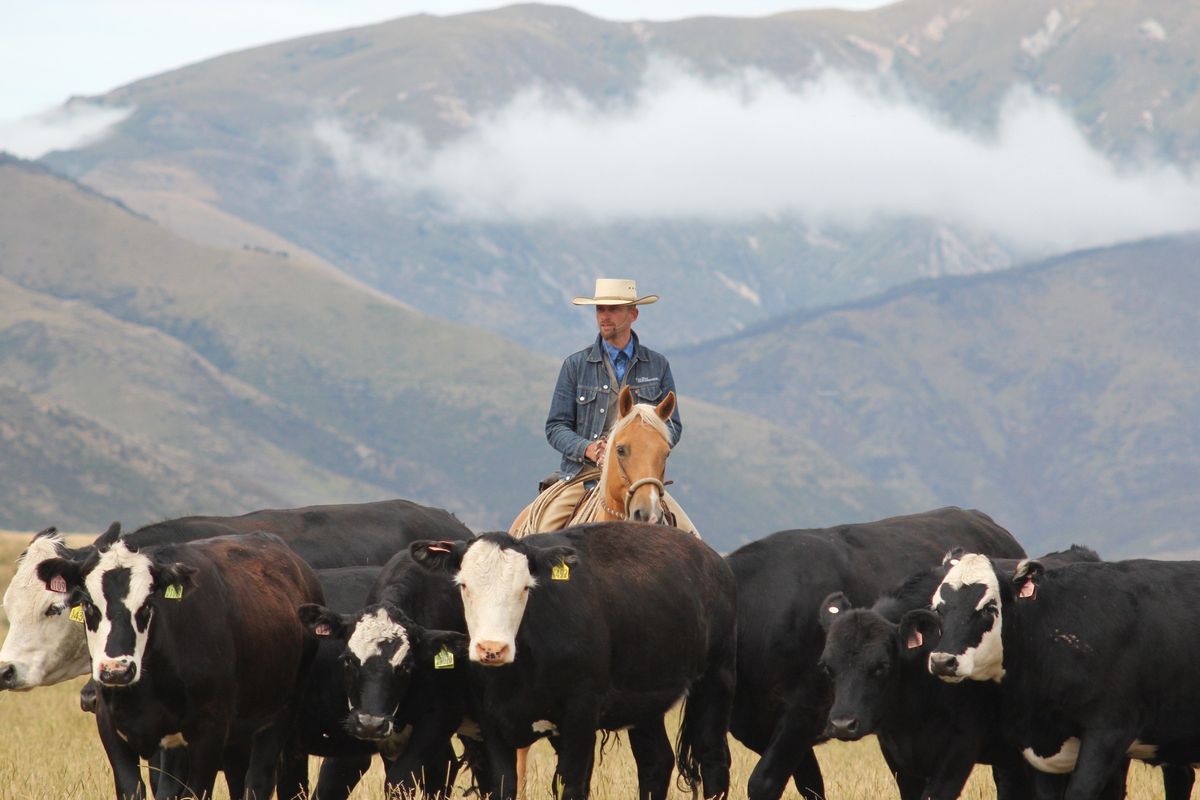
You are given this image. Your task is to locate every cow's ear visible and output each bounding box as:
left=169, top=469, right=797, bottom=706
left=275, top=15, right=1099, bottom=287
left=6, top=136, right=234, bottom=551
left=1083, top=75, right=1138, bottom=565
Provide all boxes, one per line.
left=298, top=604, right=350, bottom=639
left=93, top=522, right=122, bottom=552
left=152, top=562, right=197, bottom=596
left=819, top=592, right=852, bottom=632
left=1012, top=559, right=1045, bottom=600
left=618, top=385, right=635, bottom=418
left=533, top=545, right=579, bottom=578
left=33, top=526, right=59, bottom=540
left=898, top=609, right=942, bottom=659
left=36, top=557, right=84, bottom=595
left=411, top=540, right=466, bottom=573
left=420, top=630, right=470, bottom=662
left=941, top=547, right=965, bottom=567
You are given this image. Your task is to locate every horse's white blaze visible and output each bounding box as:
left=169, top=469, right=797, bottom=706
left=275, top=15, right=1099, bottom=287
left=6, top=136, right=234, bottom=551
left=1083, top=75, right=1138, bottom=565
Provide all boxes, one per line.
left=932, top=554, right=1005, bottom=682
left=1023, top=737, right=1080, bottom=773
left=457, top=541, right=534, bottom=663
left=0, top=535, right=91, bottom=689
left=347, top=608, right=411, bottom=667
left=85, top=543, right=155, bottom=685
left=1127, top=740, right=1158, bottom=760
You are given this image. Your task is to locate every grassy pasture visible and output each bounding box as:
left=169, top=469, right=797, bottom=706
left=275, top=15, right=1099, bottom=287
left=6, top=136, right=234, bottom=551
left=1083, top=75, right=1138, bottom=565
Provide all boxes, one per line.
left=0, top=532, right=1189, bottom=798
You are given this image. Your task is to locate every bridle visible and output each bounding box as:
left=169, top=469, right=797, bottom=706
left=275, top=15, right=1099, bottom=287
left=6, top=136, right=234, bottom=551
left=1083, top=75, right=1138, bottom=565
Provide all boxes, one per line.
left=599, top=422, right=669, bottom=520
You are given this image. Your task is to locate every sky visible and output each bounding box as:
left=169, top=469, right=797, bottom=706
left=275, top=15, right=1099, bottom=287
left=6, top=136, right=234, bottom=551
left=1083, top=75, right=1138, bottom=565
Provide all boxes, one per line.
left=1, top=0, right=891, bottom=122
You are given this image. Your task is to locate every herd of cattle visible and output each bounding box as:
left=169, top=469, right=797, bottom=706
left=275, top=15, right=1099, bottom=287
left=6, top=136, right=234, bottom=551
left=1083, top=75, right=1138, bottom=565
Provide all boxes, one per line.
left=1, top=500, right=1198, bottom=800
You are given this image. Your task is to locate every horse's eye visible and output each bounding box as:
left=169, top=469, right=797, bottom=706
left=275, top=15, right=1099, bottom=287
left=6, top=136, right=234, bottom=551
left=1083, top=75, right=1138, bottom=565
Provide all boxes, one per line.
left=616, top=445, right=628, bottom=457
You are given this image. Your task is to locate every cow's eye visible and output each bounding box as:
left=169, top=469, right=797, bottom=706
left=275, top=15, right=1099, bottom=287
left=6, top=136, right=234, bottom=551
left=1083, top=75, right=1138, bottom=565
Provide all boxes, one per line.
left=870, top=663, right=889, bottom=678
left=818, top=661, right=833, bottom=678
left=44, top=604, right=64, bottom=617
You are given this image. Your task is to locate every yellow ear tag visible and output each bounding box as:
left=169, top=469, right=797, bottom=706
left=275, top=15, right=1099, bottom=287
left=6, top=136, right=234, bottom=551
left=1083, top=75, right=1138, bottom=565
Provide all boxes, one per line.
left=163, top=584, right=184, bottom=600
left=551, top=562, right=570, bottom=581
left=68, top=605, right=86, bottom=624
left=433, top=647, right=455, bottom=670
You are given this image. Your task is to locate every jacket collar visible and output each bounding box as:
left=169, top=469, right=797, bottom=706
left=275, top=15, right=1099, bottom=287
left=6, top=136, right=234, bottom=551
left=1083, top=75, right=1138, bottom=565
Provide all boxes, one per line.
left=587, top=331, right=640, bottom=363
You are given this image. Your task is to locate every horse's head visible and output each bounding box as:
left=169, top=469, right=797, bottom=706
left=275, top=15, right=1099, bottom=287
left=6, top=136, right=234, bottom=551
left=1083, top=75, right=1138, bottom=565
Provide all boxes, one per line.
left=603, top=386, right=676, bottom=523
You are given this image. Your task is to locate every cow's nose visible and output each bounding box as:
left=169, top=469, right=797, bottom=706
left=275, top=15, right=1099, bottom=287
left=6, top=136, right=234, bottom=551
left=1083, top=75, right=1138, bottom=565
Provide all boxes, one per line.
left=475, top=641, right=511, bottom=665
left=929, top=653, right=959, bottom=677
left=348, top=712, right=393, bottom=740
left=827, top=717, right=860, bottom=740
left=98, top=661, right=136, bottom=687
left=0, top=662, right=17, bottom=690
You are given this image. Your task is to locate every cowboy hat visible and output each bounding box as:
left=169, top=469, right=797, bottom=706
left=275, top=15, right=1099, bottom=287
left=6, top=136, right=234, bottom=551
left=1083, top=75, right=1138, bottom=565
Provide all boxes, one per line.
left=571, top=278, right=659, bottom=306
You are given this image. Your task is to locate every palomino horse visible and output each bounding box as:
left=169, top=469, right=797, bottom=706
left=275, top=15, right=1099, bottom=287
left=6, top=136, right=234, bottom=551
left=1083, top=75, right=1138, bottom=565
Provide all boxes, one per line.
left=509, top=386, right=697, bottom=536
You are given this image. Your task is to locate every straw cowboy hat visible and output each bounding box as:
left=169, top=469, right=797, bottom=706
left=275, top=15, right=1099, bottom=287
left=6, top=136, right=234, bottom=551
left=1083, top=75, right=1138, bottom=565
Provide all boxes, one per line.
left=571, top=278, right=659, bottom=306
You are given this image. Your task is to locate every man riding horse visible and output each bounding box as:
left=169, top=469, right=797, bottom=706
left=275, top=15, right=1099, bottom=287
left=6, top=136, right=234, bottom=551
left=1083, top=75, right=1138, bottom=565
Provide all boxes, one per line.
left=511, top=278, right=697, bottom=537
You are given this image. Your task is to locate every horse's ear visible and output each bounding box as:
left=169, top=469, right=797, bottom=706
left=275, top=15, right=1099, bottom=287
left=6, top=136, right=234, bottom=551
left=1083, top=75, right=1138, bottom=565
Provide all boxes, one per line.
left=655, top=391, right=676, bottom=422
left=618, top=385, right=635, bottom=418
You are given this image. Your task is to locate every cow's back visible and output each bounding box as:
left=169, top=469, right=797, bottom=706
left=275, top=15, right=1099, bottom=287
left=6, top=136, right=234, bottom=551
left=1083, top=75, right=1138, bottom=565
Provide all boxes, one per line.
left=128, top=499, right=473, bottom=568
left=727, top=507, right=1024, bottom=751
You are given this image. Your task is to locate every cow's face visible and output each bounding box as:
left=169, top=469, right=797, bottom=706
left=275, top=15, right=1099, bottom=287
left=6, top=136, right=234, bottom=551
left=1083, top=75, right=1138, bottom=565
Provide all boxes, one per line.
left=300, top=603, right=467, bottom=741
left=929, top=554, right=1005, bottom=682
left=410, top=535, right=578, bottom=666
left=37, top=540, right=195, bottom=687
left=818, top=593, right=941, bottom=740
left=0, top=529, right=92, bottom=690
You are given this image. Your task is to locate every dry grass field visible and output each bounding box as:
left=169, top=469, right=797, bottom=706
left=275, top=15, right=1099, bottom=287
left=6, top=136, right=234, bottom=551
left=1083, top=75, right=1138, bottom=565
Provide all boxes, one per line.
left=0, top=531, right=1190, bottom=799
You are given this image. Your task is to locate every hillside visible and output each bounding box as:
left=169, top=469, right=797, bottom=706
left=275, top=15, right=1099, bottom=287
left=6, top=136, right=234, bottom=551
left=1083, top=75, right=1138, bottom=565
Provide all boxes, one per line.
left=42, top=2, right=1200, bottom=351
left=0, top=157, right=891, bottom=543
left=674, top=235, right=1200, bottom=557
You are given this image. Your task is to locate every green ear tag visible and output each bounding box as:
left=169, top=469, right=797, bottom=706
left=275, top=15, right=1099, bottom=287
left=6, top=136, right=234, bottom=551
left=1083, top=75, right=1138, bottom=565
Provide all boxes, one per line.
left=433, top=646, right=455, bottom=670
left=163, top=584, right=184, bottom=600
left=68, top=605, right=86, bottom=624
left=551, top=562, right=570, bottom=581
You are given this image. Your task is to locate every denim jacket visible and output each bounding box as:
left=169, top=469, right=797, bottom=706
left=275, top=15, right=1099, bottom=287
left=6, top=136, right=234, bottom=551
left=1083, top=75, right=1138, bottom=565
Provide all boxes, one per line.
left=546, top=332, right=682, bottom=480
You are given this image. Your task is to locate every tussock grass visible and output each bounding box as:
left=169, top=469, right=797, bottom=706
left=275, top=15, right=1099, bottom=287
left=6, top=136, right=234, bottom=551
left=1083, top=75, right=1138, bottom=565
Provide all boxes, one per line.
left=0, top=533, right=1190, bottom=798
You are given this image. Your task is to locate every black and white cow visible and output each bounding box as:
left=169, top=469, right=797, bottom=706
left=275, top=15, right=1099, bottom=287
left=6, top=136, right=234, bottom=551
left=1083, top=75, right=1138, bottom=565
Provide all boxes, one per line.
left=929, top=553, right=1200, bottom=800
left=0, top=499, right=471, bottom=693
left=816, top=546, right=1100, bottom=800
left=298, top=548, right=480, bottom=799
left=726, top=507, right=1026, bottom=800
left=37, top=530, right=324, bottom=800
left=411, top=524, right=738, bottom=800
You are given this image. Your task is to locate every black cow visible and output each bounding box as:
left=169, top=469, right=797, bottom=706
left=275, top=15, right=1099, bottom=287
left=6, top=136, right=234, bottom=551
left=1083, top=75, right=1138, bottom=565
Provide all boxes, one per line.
left=726, top=507, right=1026, bottom=800
left=37, top=529, right=324, bottom=800
left=817, top=546, right=1100, bottom=800
left=929, top=553, right=1200, bottom=800
left=125, top=498, right=472, bottom=569
left=411, top=524, right=738, bottom=800
left=298, top=548, right=479, bottom=799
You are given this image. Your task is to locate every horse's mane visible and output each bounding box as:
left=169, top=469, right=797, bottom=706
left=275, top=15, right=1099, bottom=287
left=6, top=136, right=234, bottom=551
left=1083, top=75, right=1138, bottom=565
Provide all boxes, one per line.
left=600, top=403, right=671, bottom=482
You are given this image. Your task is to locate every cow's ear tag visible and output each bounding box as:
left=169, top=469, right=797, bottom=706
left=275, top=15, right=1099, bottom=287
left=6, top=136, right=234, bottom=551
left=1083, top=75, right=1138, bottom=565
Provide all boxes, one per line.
left=163, top=584, right=184, bottom=600
left=1017, top=579, right=1036, bottom=599
left=551, top=562, right=570, bottom=581
left=433, top=646, right=455, bottom=670
left=68, top=605, right=86, bottom=624
left=49, top=575, right=67, bottom=593
left=827, top=605, right=840, bottom=615
left=906, top=629, right=923, bottom=649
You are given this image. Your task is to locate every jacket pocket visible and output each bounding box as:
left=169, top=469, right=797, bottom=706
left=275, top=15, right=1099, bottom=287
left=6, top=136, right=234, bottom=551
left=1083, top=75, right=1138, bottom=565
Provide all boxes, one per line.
left=632, top=381, right=663, bottom=403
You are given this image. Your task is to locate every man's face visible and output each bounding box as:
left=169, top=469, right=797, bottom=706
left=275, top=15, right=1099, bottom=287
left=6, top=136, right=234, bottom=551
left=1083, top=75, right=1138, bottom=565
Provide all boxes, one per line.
left=596, top=304, right=638, bottom=344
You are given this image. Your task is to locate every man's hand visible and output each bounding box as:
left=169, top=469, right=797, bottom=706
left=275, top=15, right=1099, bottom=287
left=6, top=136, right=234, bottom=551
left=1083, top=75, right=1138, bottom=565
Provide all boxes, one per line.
left=585, top=438, right=607, bottom=467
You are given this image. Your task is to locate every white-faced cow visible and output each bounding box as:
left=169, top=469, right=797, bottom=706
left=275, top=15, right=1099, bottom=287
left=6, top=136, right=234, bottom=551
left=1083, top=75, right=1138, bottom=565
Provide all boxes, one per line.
left=929, top=553, right=1200, bottom=800
left=0, top=499, right=470, bottom=693
left=37, top=530, right=324, bottom=800
left=411, top=524, right=737, bottom=800
left=725, top=507, right=1026, bottom=800
left=816, top=546, right=1101, bottom=800
left=299, top=547, right=481, bottom=799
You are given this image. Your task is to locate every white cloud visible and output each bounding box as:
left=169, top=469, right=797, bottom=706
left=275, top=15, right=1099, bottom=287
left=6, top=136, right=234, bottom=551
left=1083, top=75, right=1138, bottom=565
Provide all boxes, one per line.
left=314, top=66, right=1200, bottom=253
left=0, top=102, right=134, bottom=160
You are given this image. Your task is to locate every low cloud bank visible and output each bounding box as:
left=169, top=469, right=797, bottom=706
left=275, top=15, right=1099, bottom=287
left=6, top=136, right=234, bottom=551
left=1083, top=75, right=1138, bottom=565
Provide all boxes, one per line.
left=0, top=102, right=133, bottom=160
left=315, top=67, right=1200, bottom=253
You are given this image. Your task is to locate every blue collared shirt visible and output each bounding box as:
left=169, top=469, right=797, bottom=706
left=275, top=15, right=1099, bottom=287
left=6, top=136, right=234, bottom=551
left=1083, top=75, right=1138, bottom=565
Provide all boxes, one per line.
left=602, top=337, right=636, bottom=383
